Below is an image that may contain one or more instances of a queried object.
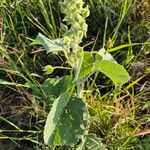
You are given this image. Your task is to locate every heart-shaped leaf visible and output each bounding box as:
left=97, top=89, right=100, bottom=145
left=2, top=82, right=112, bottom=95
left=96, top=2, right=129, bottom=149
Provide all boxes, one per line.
left=55, top=97, right=89, bottom=146
left=95, top=60, right=130, bottom=86
left=79, top=52, right=95, bottom=79
left=31, top=33, right=64, bottom=53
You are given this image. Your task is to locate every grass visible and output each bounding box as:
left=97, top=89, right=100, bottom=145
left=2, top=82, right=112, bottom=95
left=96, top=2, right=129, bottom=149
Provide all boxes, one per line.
left=0, top=0, right=150, bottom=149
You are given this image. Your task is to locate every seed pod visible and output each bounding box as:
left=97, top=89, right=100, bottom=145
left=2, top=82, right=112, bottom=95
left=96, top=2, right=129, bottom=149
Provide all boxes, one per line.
left=43, top=65, right=54, bottom=75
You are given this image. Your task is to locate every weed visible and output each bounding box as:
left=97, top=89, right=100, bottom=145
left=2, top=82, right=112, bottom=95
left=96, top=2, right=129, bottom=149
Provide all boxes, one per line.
left=0, top=0, right=149, bottom=149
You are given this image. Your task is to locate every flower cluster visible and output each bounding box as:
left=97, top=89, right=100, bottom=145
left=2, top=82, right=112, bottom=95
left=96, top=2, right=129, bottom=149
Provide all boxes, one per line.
left=60, top=0, right=90, bottom=48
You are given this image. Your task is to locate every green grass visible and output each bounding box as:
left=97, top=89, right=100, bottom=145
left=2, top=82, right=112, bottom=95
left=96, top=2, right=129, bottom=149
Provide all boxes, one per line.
left=0, top=0, right=150, bottom=149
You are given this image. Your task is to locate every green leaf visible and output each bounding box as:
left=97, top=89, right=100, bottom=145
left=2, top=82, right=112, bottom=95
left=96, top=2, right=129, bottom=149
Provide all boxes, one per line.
left=55, top=97, right=89, bottom=146
left=43, top=76, right=73, bottom=99
left=31, top=76, right=73, bottom=106
left=83, top=134, right=108, bottom=150
left=107, top=43, right=141, bottom=52
left=31, top=33, right=64, bottom=53
left=0, top=79, right=30, bottom=88
left=44, top=96, right=89, bottom=149
left=95, top=60, right=130, bottom=86
left=44, top=92, right=70, bottom=148
left=79, top=52, right=95, bottom=79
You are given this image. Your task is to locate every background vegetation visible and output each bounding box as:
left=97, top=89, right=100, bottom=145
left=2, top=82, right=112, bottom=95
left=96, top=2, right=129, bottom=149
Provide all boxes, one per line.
left=0, top=0, right=150, bottom=149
